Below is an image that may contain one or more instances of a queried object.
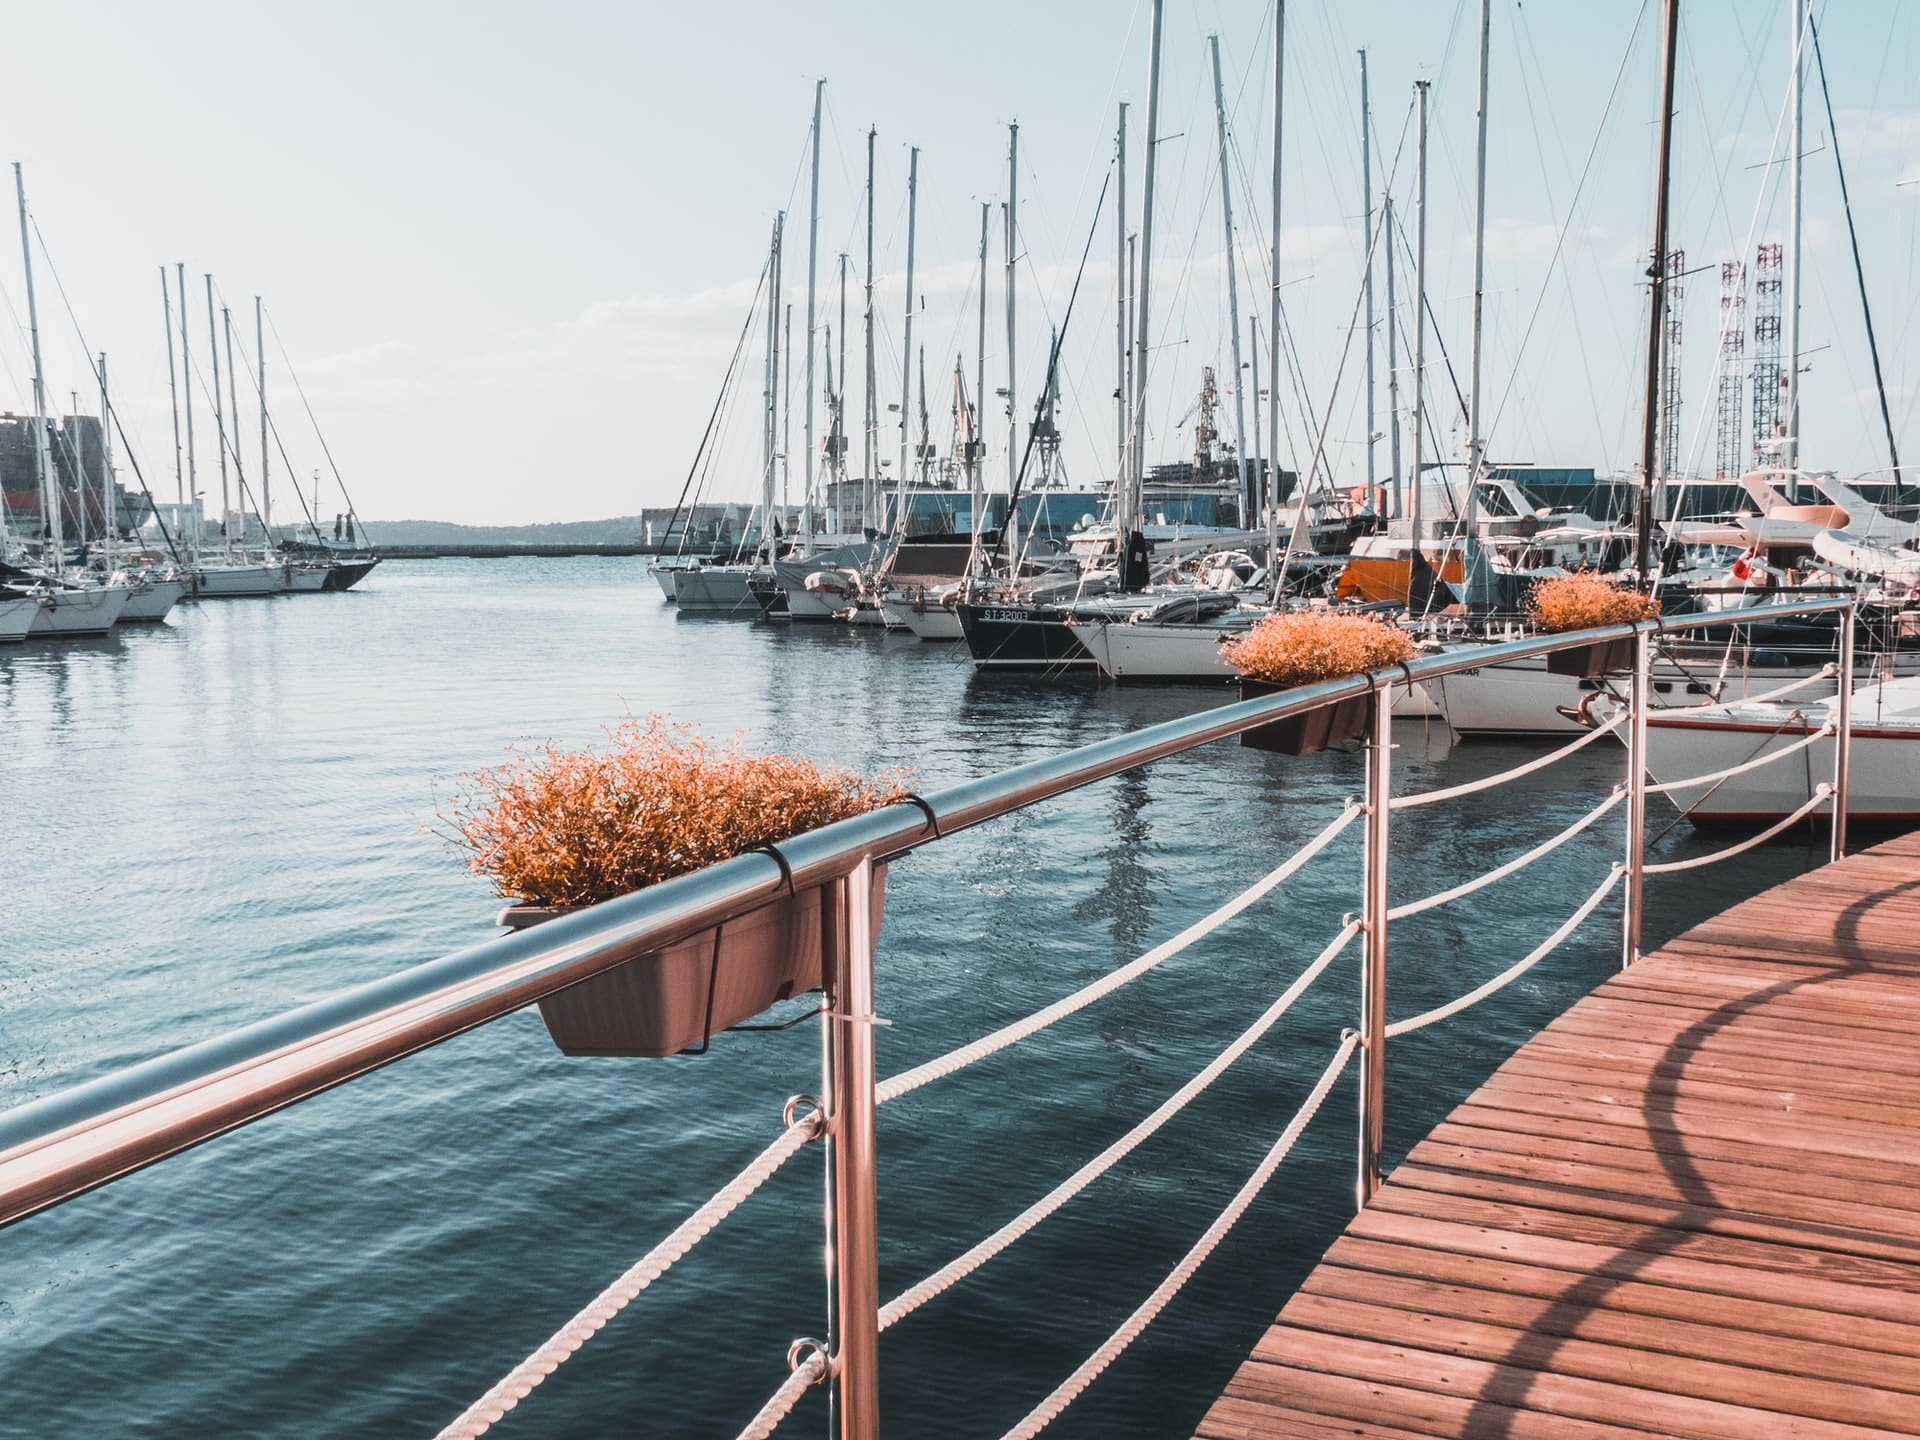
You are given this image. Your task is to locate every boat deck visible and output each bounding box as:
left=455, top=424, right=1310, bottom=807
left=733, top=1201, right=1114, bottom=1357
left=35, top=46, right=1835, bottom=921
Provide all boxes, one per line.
left=1201, top=830, right=1920, bottom=1439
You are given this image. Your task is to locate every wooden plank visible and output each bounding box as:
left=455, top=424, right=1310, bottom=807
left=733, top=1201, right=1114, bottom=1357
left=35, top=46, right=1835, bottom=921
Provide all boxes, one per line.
left=1201, top=831, right=1920, bottom=1439
left=1301, top=1260, right=1920, bottom=1389
left=1271, top=1291, right=1920, bottom=1432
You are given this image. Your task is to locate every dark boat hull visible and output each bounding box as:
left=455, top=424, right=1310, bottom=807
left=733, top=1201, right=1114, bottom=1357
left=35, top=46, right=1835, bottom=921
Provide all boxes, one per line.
left=323, top=558, right=380, bottom=591
left=956, top=603, right=1097, bottom=669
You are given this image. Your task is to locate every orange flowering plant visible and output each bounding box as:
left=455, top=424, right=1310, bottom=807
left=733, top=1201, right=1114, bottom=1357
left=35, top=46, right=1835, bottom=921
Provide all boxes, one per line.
left=1220, top=609, right=1415, bottom=689
left=440, top=716, right=910, bottom=907
left=1526, top=572, right=1661, bottom=633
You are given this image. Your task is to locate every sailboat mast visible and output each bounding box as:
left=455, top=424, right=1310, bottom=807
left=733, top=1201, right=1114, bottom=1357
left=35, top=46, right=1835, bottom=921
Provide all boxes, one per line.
left=1248, top=309, right=1263, bottom=501
left=1410, top=81, right=1430, bottom=554
left=915, top=345, right=928, bottom=485
left=162, top=271, right=184, bottom=525
left=1210, top=36, right=1250, bottom=514
left=177, top=263, right=198, bottom=549
left=1005, top=123, right=1018, bottom=498
left=975, top=200, right=989, bottom=513
left=1265, top=3, right=1286, bottom=594
left=1385, top=193, right=1402, bottom=518
left=838, top=251, right=848, bottom=528
left=14, top=164, right=60, bottom=565
left=803, top=78, right=823, bottom=542
left=1465, top=0, right=1492, bottom=548
left=897, top=146, right=919, bottom=523
left=1636, top=0, right=1681, bottom=583
left=863, top=127, right=877, bottom=530
left=205, top=276, right=230, bottom=554
left=223, top=307, right=248, bottom=544
left=1116, top=101, right=1128, bottom=489
left=782, top=303, right=792, bottom=526
left=763, top=214, right=782, bottom=542
left=771, top=213, right=785, bottom=540
left=256, top=297, right=270, bottom=538
left=1786, top=0, right=1805, bottom=470
left=1361, top=49, right=1377, bottom=511
left=1128, top=0, right=1165, bottom=591
left=98, top=354, right=112, bottom=564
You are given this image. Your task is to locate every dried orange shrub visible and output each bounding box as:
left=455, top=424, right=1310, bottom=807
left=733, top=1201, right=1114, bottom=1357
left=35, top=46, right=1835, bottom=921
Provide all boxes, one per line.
left=440, top=717, right=910, bottom=905
left=1220, top=609, right=1414, bottom=688
left=1526, top=572, right=1661, bottom=633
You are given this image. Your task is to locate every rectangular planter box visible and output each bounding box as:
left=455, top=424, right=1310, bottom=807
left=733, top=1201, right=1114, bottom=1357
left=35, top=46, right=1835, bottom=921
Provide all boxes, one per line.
left=1238, top=680, right=1374, bottom=756
left=499, top=868, right=886, bottom=1057
left=1544, top=635, right=1635, bottom=678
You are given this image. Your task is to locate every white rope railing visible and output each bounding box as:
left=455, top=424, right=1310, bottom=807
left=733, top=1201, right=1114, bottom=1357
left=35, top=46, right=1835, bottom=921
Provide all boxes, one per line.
left=1392, top=711, right=1625, bottom=810
left=733, top=1352, right=828, bottom=1440
left=875, top=802, right=1361, bottom=1107
left=1386, top=866, right=1624, bottom=1039
left=1646, top=720, right=1834, bottom=796
left=1644, top=785, right=1833, bottom=875
left=439, top=804, right=1361, bottom=1437
left=434, top=1114, right=821, bottom=1440
left=996, top=1033, right=1360, bottom=1440
left=878, top=922, right=1359, bottom=1334
left=1388, top=788, right=1624, bottom=922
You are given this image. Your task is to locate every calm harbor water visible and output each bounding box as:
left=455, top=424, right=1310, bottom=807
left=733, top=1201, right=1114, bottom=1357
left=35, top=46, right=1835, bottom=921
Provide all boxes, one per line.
left=1, top=558, right=1825, bottom=1438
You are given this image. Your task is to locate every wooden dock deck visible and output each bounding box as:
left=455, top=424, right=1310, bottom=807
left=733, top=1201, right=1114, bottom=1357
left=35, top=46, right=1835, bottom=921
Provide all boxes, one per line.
left=1201, top=831, right=1920, bottom=1439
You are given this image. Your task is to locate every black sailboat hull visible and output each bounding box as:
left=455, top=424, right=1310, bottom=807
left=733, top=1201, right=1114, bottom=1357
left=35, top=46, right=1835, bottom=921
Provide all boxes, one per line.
left=956, top=603, right=1097, bottom=669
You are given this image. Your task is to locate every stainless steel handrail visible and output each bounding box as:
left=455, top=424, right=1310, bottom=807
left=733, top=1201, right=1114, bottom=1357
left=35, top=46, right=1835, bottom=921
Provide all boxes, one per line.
left=0, top=597, right=1855, bottom=1230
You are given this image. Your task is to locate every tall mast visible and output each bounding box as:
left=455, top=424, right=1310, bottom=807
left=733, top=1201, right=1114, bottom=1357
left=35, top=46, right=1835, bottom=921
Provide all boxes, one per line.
left=205, top=276, right=231, bottom=555
left=14, top=164, right=61, bottom=565
left=975, top=200, right=989, bottom=514
left=178, top=263, right=198, bottom=549
left=763, top=214, right=783, bottom=544
left=1248, top=309, right=1264, bottom=508
left=223, top=307, right=248, bottom=544
left=782, top=302, right=792, bottom=527
left=837, top=252, right=848, bottom=529
left=1209, top=36, right=1250, bottom=515
left=1636, top=0, right=1681, bottom=584
left=1265, top=3, right=1286, bottom=596
left=256, top=297, right=270, bottom=539
left=1361, top=49, right=1377, bottom=513
left=802, top=78, right=823, bottom=541
left=1116, top=101, right=1129, bottom=488
left=1384, top=194, right=1403, bottom=517
left=1128, top=0, right=1166, bottom=592
left=1410, top=81, right=1430, bottom=557
left=771, top=214, right=785, bottom=539
left=896, top=146, right=919, bottom=525
left=1005, top=123, right=1019, bottom=497
left=98, top=354, right=113, bottom=563
left=1464, top=0, right=1492, bottom=550
left=1785, top=0, right=1804, bottom=470
left=162, top=270, right=184, bottom=527
left=915, top=345, right=929, bottom=485
left=863, top=127, right=877, bottom=529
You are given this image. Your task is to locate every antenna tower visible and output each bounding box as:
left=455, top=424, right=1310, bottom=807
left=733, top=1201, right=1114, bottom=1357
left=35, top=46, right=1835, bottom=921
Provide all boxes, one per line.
left=1750, top=241, right=1784, bottom=467
left=1660, top=249, right=1685, bottom=483
left=1715, top=261, right=1746, bottom=479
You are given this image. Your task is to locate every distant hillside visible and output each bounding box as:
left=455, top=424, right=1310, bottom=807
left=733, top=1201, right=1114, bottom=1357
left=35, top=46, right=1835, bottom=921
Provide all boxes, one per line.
left=355, top=516, right=650, bottom=546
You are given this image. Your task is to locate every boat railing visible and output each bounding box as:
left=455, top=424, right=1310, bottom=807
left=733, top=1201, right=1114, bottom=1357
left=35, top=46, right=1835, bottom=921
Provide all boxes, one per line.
left=0, top=596, right=1858, bottom=1439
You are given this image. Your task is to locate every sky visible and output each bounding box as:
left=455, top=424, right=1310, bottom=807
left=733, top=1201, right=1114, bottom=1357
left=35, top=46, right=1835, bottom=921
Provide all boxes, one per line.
left=2, top=1, right=1918, bottom=526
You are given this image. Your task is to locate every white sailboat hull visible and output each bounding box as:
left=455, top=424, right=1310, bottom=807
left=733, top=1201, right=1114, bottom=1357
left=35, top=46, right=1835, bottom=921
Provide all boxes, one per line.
left=1430, top=652, right=1863, bottom=737
left=284, top=565, right=330, bottom=593
left=898, top=603, right=963, bottom=640
left=653, top=568, right=679, bottom=601
left=193, top=563, right=288, bottom=598
left=0, top=595, right=38, bottom=641
left=117, top=578, right=187, bottom=622
left=672, top=566, right=761, bottom=614
left=782, top=586, right=844, bottom=621
left=28, top=584, right=129, bottom=635
left=1646, top=712, right=1920, bottom=823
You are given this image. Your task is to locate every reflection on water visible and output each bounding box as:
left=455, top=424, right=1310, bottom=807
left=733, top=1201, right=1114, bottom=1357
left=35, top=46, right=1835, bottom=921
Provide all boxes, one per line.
left=0, top=559, right=1826, bottom=1437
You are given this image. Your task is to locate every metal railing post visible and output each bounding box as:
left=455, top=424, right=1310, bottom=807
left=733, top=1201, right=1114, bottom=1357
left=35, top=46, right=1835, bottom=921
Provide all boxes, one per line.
left=825, top=858, right=881, bottom=1439
left=1622, top=629, right=1651, bottom=967
left=1358, top=680, right=1391, bottom=1207
left=1832, top=606, right=1855, bottom=862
